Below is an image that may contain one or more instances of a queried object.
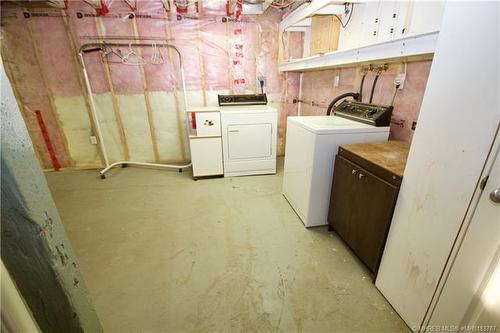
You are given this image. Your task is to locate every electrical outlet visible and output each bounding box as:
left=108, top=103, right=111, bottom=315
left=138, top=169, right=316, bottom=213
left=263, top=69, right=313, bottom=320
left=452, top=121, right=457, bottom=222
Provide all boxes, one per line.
left=334, top=75, right=340, bottom=87
left=395, top=73, right=406, bottom=90
left=89, top=136, right=98, bottom=145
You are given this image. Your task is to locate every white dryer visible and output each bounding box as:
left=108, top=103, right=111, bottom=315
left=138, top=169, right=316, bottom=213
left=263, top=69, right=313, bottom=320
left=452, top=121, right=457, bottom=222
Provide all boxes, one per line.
left=283, top=100, right=393, bottom=227
left=219, top=96, right=277, bottom=177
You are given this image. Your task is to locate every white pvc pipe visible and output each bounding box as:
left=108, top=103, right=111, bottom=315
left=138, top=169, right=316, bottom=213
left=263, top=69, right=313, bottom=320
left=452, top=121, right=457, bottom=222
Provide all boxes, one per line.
left=179, top=67, right=188, bottom=110
left=78, top=42, right=192, bottom=178
left=298, top=72, right=304, bottom=116
left=100, top=161, right=192, bottom=176
left=179, top=66, right=191, bottom=157
left=79, top=53, right=110, bottom=167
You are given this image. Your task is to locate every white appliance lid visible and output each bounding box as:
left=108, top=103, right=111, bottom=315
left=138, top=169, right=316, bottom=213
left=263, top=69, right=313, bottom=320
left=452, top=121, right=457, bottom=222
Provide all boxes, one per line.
left=220, top=105, right=277, bottom=113
left=288, top=116, right=390, bottom=134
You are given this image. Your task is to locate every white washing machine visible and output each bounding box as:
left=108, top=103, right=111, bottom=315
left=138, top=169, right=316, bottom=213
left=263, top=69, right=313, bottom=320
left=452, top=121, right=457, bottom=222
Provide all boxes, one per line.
left=283, top=114, right=390, bottom=227
left=220, top=103, right=277, bottom=177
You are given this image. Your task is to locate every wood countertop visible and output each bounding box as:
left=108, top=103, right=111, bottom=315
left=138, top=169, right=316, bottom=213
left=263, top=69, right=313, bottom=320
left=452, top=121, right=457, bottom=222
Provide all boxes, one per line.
left=339, top=141, right=410, bottom=184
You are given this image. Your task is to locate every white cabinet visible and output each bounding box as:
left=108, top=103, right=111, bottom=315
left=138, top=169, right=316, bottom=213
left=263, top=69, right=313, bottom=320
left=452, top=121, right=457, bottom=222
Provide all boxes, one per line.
left=337, top=0, right=444, bottom=50
left=187, top=107, right=223, bottom=179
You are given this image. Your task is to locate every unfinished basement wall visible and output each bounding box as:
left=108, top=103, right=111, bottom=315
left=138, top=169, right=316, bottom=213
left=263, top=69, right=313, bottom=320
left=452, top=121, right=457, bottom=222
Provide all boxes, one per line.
left=298, top=61, right=432, bottom=142
left=1, top=0, right=296, bottom=170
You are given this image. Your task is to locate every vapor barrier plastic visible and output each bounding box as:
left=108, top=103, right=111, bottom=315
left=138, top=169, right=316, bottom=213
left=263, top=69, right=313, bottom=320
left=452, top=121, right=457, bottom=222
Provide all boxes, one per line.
left=1, top=0, right=298, bottom=169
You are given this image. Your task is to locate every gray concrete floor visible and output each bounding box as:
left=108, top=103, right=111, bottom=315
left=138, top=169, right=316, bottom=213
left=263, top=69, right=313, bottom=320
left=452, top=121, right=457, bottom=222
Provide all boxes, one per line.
left=46, top=160, right=409, bottom=333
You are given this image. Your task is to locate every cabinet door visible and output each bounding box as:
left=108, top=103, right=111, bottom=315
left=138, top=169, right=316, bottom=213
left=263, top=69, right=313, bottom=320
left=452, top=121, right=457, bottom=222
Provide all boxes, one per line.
left=328, top=155, right=359, bottom=243
left=377, top=1, right=397, bottom=41
left=349, top=165, right=399, bottom=273
left=394, top=0, right=412, bottom=39
left=361, top=1, right=382, bottom=45
left=190, top=137, right=223, bottom=177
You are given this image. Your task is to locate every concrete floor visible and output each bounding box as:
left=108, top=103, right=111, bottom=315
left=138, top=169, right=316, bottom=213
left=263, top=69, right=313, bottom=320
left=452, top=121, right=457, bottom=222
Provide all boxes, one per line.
left=46, top=160, right=409, bottom=333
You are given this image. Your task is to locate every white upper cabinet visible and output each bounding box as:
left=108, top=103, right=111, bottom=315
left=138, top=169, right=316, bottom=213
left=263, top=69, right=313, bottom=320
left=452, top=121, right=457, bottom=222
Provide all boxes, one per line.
left=338, top=1, right=445, bottom=50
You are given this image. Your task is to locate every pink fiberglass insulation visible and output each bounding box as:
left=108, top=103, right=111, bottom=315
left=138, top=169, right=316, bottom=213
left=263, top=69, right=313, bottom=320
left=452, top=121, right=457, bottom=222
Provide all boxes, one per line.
left=199, top=19, right=230, bottom=91
left=387, top=61, right=432, bottom=141
left=136, top=0, right=163, bottom=12
left=1, top=11, right=72, bottom=168
left=100, top=5, right=144, bottom=94
left=241, top=20, right=258, bottom=92
left=202, top=0, right=228, bottom=16
left=255, top=8, right=281, bottom=94
left=69, top=14, right=109, bottom=94
left=285, top=72, right=300, bottom=116
left=170, top=19, right=203, bottom=91
left=136, top=18, right=175, bottom=92
left=30, top=17, right=81, bottom=96
left=287, top=31, right=303, bottom=60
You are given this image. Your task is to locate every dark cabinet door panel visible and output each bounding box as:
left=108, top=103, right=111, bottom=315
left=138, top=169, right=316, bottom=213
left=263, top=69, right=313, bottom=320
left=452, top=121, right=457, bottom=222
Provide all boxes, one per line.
left=328, top=155, right=359, bottom=243
left=348, top=167, right=398, bottom=273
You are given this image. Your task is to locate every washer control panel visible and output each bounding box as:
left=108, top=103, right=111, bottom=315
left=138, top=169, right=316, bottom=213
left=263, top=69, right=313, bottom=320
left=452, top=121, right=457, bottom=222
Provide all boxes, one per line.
left=334, top=100, right=393, bottom=127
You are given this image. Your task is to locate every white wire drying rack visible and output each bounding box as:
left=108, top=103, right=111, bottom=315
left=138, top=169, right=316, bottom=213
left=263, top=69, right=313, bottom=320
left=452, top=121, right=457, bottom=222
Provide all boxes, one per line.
left=78, top=42, right=191, bottom=179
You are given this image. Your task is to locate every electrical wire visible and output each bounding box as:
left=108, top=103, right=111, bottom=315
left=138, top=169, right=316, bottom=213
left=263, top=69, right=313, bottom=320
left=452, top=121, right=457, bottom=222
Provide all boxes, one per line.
left=334, top=3, right=354, bottom=29
left=391, top=62, right=406, bottom=105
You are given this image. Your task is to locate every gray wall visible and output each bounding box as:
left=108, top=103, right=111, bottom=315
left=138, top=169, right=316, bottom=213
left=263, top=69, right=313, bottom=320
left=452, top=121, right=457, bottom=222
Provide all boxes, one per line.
left=1, top=57, right=103, bottom=332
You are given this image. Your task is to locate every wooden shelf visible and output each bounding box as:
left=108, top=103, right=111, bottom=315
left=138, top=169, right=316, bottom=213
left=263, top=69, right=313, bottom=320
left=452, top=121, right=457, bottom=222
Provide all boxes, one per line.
left=279, top=31, right=439, bottom=72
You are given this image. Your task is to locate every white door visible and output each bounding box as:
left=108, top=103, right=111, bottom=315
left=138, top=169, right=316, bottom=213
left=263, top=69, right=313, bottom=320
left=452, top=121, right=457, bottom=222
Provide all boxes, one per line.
left=226, top=123, right=273, bottom=160
left=426, top=129, right=500, bottom=330
left=190, top=137, right=223, bottom=177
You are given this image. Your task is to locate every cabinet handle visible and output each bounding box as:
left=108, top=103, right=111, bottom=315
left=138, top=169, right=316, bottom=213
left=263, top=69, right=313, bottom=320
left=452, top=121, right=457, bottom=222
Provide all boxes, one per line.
left=358, top=173, right=364, bottom=180
left=351, top=169, right=358, bottom=175
left=491, top=188, right=500, bottom=203
left=228, top=129, right=239, bottom=133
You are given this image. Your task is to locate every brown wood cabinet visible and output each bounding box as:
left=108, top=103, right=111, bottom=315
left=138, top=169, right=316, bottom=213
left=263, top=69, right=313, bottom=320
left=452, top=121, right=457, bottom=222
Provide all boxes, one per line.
left=328, top=141, right=409, bottom=276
